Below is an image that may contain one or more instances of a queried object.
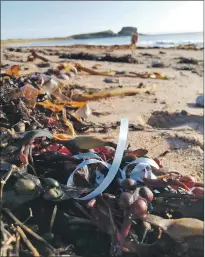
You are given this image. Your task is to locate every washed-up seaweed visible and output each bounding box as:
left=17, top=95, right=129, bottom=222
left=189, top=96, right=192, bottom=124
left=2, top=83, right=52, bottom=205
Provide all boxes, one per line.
left=6, top=43, right=204, bottom=55
left=59, top=52, right=139, bottom=64
left=0, top=64, right=204, bottom=257
left=71, top=85, right=156, bottom=102
left=74, top=63, right=168, bottom=79
left=27, top=50, right=50, bottom=63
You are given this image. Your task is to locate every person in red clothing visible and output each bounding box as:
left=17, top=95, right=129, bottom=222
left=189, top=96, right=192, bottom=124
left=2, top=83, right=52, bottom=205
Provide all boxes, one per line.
left=131, top=31, right=139, bottom=55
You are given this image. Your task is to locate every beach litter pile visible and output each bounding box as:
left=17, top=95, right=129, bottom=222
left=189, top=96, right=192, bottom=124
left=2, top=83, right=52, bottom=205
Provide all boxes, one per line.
left=0, top=62, right=204, bottom=257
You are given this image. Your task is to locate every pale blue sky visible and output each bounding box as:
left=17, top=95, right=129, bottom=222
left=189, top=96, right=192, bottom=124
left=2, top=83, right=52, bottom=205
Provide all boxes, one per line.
left=1, top=1, right=203, bottom=39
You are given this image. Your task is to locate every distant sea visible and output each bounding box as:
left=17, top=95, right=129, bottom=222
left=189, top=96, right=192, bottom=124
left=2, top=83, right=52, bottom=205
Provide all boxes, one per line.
left=9, top=32, right=203, bottom=48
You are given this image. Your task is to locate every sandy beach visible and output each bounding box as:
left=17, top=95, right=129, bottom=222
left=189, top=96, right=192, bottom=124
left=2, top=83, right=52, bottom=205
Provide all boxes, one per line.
left=1, top=45, right=204, bottom=180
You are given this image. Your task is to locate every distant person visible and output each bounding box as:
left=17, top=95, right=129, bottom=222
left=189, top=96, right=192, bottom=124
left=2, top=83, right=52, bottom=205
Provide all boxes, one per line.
left=130, top=31, right=139, bottom=55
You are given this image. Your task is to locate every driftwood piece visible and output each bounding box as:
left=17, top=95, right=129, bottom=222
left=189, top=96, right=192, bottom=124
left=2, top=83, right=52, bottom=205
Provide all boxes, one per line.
left=2, top=208, right=55, bottom=252
left=16, top=226, right=40, bottom=257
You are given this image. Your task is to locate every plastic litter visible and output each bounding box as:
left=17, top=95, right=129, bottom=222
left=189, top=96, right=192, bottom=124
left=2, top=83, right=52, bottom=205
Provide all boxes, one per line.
left=40, top=75, right=62, bottom=95
left=74, top=104, right=92, bottom=119
left=122, top=157, right=159, bottom=182
left=67, top=118, right=128, bottom=200
left=20, top=84, right=39, bottom=107
left=1, top=54, right=203, bottom=257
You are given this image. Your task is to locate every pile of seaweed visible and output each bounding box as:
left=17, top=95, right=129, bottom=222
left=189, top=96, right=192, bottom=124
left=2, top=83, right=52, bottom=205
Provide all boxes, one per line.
left=58, top=52, right=139, bottom=64
left=0, top=64, right=204, bottom=257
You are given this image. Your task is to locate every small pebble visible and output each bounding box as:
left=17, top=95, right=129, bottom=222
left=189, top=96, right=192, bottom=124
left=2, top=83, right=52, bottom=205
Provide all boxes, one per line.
left=58, top=73, right=70, bottom=80
left=196, top=95, right=204, bottom=107
left=181, top=110, right=188, bottom=116
left=68, top=72, right=75, bottom=78
left=104, top=77, right=120, bottom=83
left=138, top=83, right=144, bottom=88
left=151, top=60, right=165, bottom=68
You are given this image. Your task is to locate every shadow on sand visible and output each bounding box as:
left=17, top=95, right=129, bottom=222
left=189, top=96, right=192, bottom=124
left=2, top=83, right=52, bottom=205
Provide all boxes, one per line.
left=147, top=111, right=204, bottom=134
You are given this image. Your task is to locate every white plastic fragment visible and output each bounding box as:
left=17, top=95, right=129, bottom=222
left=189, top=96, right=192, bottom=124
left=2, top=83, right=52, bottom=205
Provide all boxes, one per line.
left=122, top=157, right=159, bottom=182
left=129, top=163, right=157, bottom=182
left=75, top=104, right=92, bottom=119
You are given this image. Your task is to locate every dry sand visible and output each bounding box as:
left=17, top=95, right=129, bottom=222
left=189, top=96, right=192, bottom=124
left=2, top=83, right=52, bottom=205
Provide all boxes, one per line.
left=1, top=46, right=204, bottom=181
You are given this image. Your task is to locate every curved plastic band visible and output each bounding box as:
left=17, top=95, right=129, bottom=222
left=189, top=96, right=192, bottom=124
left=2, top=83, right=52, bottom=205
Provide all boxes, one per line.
left=67, top=118, right=128, bottom=200
left=67, top=159, right=110, bottom=186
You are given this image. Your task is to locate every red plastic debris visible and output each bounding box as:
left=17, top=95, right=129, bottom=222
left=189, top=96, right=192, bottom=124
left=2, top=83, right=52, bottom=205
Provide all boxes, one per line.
left=191, top=187, right=204, bottom=196
left=94, top=147, right=115, bottom=161
left=40, top=144, right=71, bottom=154
left=153, top=158, right=163, bottom=168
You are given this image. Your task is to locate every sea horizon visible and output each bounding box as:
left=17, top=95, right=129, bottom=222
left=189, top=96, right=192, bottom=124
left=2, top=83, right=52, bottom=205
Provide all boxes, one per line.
left=5, top=31, right=203, bottom=48
left=2, top=30, right=203, bottom=41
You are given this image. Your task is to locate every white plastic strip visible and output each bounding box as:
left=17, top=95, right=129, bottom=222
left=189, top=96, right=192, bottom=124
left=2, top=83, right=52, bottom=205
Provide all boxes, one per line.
left=67, top=159, right=110, bottom=186
left=122, top=157, right=159, bottom=174
left=73, top=153, right=103, bottom=160
left=67, top=118, right=129, bottom=200
left=122, top=157, right=159, bottom=182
